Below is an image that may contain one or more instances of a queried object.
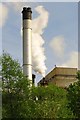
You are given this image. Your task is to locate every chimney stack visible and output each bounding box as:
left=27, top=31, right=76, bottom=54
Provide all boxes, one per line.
left=22, top=7, right=32, bottom=82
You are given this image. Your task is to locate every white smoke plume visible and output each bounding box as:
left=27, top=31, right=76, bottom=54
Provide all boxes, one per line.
left=32, top=6, right=49, bottom=34
left=32, top=33, right=47, bottom=77
left=32, top=6, right=49, bottom=76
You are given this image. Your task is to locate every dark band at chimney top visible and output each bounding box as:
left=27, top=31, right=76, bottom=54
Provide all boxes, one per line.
left=22, top=7, right=32, bottom=20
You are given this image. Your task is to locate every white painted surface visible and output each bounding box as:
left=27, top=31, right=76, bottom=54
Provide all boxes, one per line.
left=23, top=19, right=32, bottom=80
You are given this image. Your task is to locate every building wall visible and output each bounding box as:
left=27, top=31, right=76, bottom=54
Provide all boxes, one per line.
left=38, top=67, right=78, bottom=88
left=50, top=75, right=77, bottom=88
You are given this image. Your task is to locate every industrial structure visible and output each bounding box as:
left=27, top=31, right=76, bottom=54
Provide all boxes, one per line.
left=38, top=67, right=78, bottom=88
left=22, top=7, right=32, bottom=82
left=22, top=7, right=78, bottom=88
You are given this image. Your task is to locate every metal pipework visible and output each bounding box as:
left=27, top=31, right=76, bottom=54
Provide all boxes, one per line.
left=22, top=7, right=32, bottom=81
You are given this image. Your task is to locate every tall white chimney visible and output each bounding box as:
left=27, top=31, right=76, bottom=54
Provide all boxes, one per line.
left=22, top=7, right=32, bottom=81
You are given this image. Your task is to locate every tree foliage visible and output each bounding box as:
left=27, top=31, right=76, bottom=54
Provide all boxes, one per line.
left=1, top=53, right=74, bottom=119
left=67, top=70, right=80, bottom=118
left=31, top=85, right=74, bottom=119
left=1, top=53, right=30, bottom=118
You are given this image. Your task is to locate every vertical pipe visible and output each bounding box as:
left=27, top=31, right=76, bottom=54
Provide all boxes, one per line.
left=22, top=7, right=32, bottom=82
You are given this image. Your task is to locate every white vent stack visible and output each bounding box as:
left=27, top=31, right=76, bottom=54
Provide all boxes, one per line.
left=22, top=7, right=32, bottom=81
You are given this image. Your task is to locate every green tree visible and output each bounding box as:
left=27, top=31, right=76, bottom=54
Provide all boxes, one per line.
left=67, top=71, right=80, bottom=118
left=31, top=85, right=74, bottom=119
left=1, top=53, right=74, bottom=119
left=1, top=53, right=30, bottom=118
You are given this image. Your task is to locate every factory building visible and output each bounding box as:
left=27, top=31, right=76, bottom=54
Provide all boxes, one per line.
left=38, top=67, right=78, bottom=88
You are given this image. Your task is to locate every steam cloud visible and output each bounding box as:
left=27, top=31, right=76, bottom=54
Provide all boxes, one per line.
left=32, top=6, right=49, bottom=76
left=32, top=33, right=46, bottom=77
